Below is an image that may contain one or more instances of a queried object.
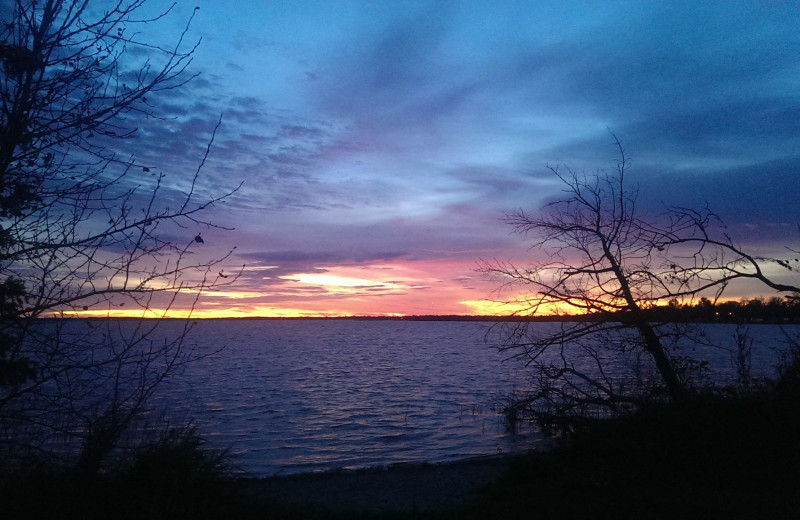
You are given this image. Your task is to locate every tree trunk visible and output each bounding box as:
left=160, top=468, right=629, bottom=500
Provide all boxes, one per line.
left=637, top=322, right=688, bottom=401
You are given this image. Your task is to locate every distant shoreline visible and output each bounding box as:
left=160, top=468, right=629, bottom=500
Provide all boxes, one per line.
left=36, top=314, right=581, bottom=322
left=36, top=314, right=800, bottom=324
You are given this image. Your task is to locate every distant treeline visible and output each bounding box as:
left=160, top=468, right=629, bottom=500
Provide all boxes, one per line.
left=635, top=296, right=800, bottom=324
left=401, top=296, right=800, bottom=324
left=503, top=296, right=800, bottom=324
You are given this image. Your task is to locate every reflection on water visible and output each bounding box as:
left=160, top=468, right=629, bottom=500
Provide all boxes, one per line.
left=156, top=319, right=538, bottom=476
left=100, top=320, right=798, bottom=476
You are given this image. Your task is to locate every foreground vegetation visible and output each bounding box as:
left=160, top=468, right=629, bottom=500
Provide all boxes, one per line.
left=3, top=348, right=798, bottom=520
left=461, top=378, right=800, bottom=519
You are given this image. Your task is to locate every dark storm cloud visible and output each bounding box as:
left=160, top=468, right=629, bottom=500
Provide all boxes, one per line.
left=307, top=5, right=485, bottom=149
left=619, top=100, right=800, bottom=160
left=522, top=146, right=800, bottom=250
left=501, top=4, right=796, bottom=114
left=633, top=156, right=800, bottom=240
left=332, top=7, right=450, bottom=100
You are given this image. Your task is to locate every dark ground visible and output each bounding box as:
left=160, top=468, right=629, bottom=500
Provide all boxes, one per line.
left=237, top=455, right=517, bottom=516
left=235, top=382, right=800, bottom=520
left=3, top=379, right=799, bottom=519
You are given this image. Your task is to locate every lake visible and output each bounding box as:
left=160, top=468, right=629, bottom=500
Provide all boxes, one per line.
left=154, top=319, right=537, bottom=476
left=144, top=319, right=797, bottom=477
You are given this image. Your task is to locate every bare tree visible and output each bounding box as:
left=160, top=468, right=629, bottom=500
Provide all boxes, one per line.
left=0, top=1, right=240, bottom=473
left=483, top=136, right=799, bottom=428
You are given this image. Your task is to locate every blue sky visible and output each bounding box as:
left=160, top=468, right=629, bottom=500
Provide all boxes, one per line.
left=94, top=1, right=800, bottom=316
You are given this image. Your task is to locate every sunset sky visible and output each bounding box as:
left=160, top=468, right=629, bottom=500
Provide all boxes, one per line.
left=78, top=1, right=800, bottom=317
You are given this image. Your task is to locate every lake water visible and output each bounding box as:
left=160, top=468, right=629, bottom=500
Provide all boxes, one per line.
left=155, top=319, right=537, bottom=476
left=143, top=319, right=797, bottom=477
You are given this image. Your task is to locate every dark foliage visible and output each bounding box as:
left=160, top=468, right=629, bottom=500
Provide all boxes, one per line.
left=640, top=296, right=800, bottom=324
left=0, top=426, right=246, bottom=520
left=460, top=366, right=800, bottom=520
left=0, top=0, right=240, bottom=476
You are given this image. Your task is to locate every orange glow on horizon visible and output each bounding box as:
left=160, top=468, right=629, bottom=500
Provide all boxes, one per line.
left=58, top=298, right=569, bottom=320
left=61, top=257, right=566, bottom=318
left=459, top=299, right=577, bottom=317
left=54, top=258, right=763, bottom=319
left=52, top=294, right=766, bottom=320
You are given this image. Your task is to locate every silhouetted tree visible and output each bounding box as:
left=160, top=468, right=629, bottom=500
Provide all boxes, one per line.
left=0, top=0, right=240, bottom=474
left=483, top=136, right=799, bottom=427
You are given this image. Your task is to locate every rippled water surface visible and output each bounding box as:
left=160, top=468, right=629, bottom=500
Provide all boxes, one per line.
left=156, top=319, right=538, bottom=476
left=137, top=320, right=796, bottom=476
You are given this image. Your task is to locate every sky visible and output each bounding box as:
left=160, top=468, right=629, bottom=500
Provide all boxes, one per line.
left=71, top=1, right=800, bottom=317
